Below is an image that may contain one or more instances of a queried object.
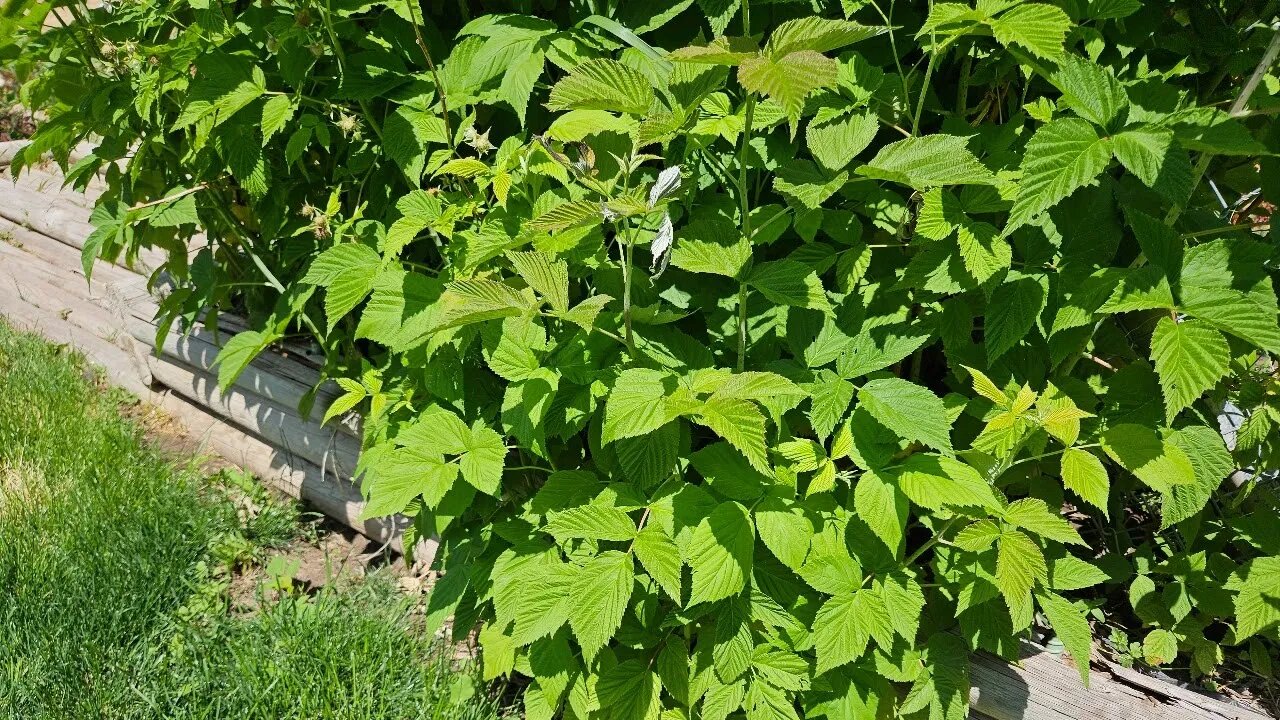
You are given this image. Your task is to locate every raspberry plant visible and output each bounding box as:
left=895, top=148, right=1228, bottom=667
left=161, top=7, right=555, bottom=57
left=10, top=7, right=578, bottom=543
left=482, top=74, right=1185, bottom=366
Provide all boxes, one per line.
left=7, top=0, right=1280, bottom=717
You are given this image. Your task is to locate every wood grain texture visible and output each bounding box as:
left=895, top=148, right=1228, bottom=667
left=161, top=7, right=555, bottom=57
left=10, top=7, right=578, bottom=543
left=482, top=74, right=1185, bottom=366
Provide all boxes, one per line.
left=147, top=386, right=407, bottom=548
left=969, top=642, right=1273, bottom=720
left=146, top=354, right=362, bottom=478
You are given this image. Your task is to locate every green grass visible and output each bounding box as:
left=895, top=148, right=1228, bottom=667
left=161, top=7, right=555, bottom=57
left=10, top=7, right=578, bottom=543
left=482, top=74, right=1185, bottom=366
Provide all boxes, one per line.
left=0, top=323, right=505, bottom=720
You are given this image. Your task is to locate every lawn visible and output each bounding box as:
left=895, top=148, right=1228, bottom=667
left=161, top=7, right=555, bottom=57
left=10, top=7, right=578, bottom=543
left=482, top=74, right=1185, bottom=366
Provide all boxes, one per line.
left=0, top=322, right=506, bottom=720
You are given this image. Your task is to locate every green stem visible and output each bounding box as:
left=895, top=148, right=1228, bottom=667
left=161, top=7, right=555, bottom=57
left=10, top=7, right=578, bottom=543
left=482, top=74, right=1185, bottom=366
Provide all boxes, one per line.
left=1006, top=443, right=1101, bottom=472
left=1182, top=222, right=1269, bottom=239
left=622, top=239, right=635, bottom=352
left=904, top=517, right=959, bottom=566
left=735, top=53, right=756, bottom=373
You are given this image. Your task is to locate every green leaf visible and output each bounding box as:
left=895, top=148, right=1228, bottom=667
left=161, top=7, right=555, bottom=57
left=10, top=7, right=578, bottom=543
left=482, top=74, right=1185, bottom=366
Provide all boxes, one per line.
left=985, top=275, right=1046, bottom=362
left=507, top=250, right=570, bottom=312
left=634, top=527, right=683, bottom=602
left=1111, top=127, right=1193, bottom=206
left=597, top=659, right=661, bottom=720
left=774, top=159, right=850, bottom=210
left=356, top=270, right=442, bottom=351
left=1002, top=498, right=1085, bottom=545
left=756, top=497, right=815, bottom=570
left=1036, top=590, right=1092, bottom=685
left=567, top=551, right=634, bottom=660
left=261, top=94, right=295, bottom=144
left=1007, top=118, right=1112, bottom=231
left=560, top=294, right=614, bottom=330
left=360, top=447, right=458, bottom=517
left=1167, top=107, right=1268, bottom=155
left=687, top=502, right=755, bottom=606
left=1060, top=448, right=1110, bottom=517
left=1232, top=556, right=1280, bottom=641
left=748, top=259, right=832, bottom=313
left=499, top=49, right=545, bottom=126
left=1161, top=425, right=1233, bottom=528
left=1050, top=54, right=1128, bottom=129
left=765, top=17, right=886, bottom=56
left=996, top=529, right=1046, bottom=609
left=853, top=470, right=907, bottom=554
left=1178, top=239, right=1280, bottom=354
left=394, top=407, right=505, bottom=495
left=807, top=372, right=855, bottom=441
left=1101, top=424, right=1196, bottom=493
left=603, top=368, right=672, bottom=444
left=807, top=110, right=878, bottom=172
left=213, top=330, right=275, bottom=391
left=545, top=504, right=637, bottom=541
left=857, top=378, right=953, bottom=454
left=890, top=454, right=1000, bottom=510
left=528, top=198, right=606, bottom=233
left=302, top=243, right=382, bottom=331
left=714, top=596, right=754, bottom=682
left=956, top=221, right=1013, bottom=284
left=989, top=3, right=1071, bottom=59
left=548, top=58, right=655, bottom=115
left=459, top=422, right=506, bottom=495
left=1142, top=629, right=1179, bottom=666
left=1050, top=556, right=1110, bottom=591
left=955, top=519, right=1002, bottom=552
left=670, top=215, right=752, bottom=278
left=738, top=50, right=838, bottom=127
left=856, top=135, right=997, bottom=190
left=701, top=392, right=768, bottom=471
left=814, top=591, right=874, bottom=675
left=434, top=158, right=489, bottom=178
left=1150, top=317, right=1230, bottom=423
left=432, top=279, right=532, bottom=331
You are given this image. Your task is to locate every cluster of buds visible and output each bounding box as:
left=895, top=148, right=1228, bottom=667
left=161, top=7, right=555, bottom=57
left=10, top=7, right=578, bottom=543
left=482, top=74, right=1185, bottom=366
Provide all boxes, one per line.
left=463, top=126, right=494, bottom=155
left=335, top=112, right=359, bottom=138
left=299, top=202, right=331, bottom=239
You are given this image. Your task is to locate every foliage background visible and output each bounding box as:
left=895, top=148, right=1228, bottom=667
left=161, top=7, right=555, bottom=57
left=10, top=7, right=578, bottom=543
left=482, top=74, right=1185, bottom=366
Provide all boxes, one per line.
left=4, top=0, right=1280, bottom=717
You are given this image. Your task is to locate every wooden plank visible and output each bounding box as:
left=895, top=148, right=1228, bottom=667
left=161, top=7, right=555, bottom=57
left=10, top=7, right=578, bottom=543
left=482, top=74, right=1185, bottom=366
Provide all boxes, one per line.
left=0, top=216, right=140, bottom=289
left=969, top=642, right=1273, bottom=720
left=0, top=183, right=166, bottom=273
left=0, top=282, right=151, bottom=397
left=147, top=387, right=406, bottom=548
left=145, top=353, right=362, bottom=477
left=0, top=140, right=28, bottom=166
left=1, top=164, right=102, bottom=209
left=122, top=312, right=351, bottom=431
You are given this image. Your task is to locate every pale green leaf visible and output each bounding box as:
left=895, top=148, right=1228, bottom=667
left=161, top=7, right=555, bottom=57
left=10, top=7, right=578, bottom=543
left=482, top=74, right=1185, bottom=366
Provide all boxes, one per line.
left=634, top=527, right=683, bottom=602
left=1036, top=590, right=1092, bottom=685
left=603, top=368, right=673, bottom=444
left=1150, top=317, right=1230, bottom=423
left=548, top=58, right=655, bottom=115
left=989, top=3, right=1071, bottom=60
left=567, top=551, right=634, bottom=660
left=1060, top=448, right=1110, bottom=517
left=1002, top=498, right=1085, bottom=545
left=748, top=259, right=832, bottom=313
left=857, top=378, right=953, bottom=454
left=687, top=501, right=755, bottom=606
left=856, top=135, right=997, bottom=190
left=1007, top=118, right=1112, bottom=231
